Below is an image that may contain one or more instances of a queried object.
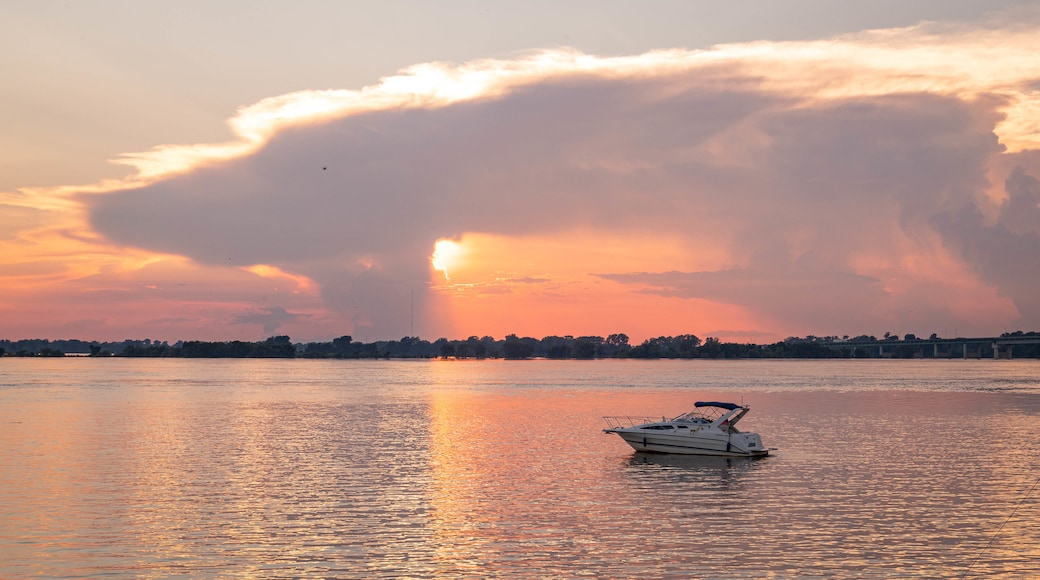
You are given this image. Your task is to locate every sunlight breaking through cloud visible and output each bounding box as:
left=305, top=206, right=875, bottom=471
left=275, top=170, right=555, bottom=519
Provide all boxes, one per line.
left=4, top=13, right=1040, bottom=341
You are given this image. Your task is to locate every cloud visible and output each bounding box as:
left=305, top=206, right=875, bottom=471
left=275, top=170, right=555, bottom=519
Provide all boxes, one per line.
left=72, top=15, right=1040, bottom=339
left=598, top=268, right=889, bottom=332
left=932, top=167, right=1040, bottom=327
left=231, top=306, right=305, bottom=335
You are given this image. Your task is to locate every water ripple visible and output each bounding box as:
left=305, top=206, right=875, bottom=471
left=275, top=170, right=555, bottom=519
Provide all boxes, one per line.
left=1, top=359, right=1039, bottom=577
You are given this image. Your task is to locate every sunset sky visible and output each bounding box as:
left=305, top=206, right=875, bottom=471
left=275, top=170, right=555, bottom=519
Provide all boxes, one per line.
left=3, top=1, right=1040, bottom=343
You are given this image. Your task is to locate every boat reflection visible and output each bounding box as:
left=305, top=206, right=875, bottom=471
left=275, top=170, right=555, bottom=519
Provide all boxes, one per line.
left=624, top=451, right=773, bottom=473
left=627, top=451, right=768, bottom=470
left=622, top=451, right=770, bottom=493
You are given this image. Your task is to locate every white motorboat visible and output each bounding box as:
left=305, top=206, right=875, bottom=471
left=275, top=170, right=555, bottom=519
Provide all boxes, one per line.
left=603, top=401, right=772, bottom=457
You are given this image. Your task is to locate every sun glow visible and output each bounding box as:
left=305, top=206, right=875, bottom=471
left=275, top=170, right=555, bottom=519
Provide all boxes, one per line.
left=423, top=230, right=760, bottom=341
left=431, top=239, right=463, bottom=280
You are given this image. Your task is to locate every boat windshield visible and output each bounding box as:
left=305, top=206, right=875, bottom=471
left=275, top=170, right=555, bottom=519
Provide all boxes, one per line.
left=670, top=409, right=715, bottom=423
left=672, top=403, right=746, bottom=425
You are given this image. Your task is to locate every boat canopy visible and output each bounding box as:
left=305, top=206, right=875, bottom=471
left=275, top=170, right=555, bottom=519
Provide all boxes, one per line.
left=694, top=401, right=741, bottom=410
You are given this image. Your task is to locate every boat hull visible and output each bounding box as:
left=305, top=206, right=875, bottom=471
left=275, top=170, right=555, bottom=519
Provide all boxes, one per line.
left=607, top=428, right=769, bottom=457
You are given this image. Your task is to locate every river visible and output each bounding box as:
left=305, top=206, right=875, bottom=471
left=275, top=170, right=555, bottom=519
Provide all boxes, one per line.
left=1, top=358, right=1038, bottom=578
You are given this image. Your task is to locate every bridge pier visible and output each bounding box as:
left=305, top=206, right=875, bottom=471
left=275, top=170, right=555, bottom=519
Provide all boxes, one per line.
left=992, top=343, right=1013, bottom=359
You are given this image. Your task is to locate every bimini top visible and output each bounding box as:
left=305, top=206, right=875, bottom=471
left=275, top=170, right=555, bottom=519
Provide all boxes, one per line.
left=694, top=401, right=742, bottom=410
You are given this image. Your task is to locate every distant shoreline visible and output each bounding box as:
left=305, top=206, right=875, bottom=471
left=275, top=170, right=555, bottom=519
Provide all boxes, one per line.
left=4, top=332, right=1039, bottom=359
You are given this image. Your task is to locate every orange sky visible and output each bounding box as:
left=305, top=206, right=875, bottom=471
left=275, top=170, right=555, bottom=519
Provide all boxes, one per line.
left=3, top=11, right=1040, bottom=343
left=426, top=232, right=762, bottom=342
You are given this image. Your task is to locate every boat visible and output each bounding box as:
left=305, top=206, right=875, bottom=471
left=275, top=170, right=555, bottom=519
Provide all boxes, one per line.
left=603, top=401, right=772, bottom=457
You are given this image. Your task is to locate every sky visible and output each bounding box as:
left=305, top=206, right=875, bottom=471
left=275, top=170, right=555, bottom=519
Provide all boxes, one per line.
left=3, top=1, right=1040, bottom=344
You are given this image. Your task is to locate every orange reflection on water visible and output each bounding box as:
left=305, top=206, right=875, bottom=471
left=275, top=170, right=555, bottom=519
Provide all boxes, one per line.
left=427, top=387, right=512, bottom=574
left=426, top=386, right=537, bottom=573
left=423, top=363, right=671, bottom=576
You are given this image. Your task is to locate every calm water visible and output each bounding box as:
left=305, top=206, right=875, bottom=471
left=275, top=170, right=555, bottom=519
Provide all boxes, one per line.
left=2, top=358, right=1040, bottom=578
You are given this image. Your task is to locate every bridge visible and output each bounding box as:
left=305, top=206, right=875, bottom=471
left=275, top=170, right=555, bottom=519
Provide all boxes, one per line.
left=819, top=335, right=1040, bottom=359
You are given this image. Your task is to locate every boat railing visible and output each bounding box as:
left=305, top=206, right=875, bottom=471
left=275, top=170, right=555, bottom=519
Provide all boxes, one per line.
left=602, top=416, right=664, bottom=430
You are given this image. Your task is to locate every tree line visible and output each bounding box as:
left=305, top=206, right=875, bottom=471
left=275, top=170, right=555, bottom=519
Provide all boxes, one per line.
left=3, top=331, right=1039, bottom=359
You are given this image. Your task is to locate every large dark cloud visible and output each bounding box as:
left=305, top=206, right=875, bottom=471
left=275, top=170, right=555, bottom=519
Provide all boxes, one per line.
left=91, top=71, right=776, bottom=261
left=932, top=166, right=1040, bottom=327
left=87, top=62, right=1035, bottom=336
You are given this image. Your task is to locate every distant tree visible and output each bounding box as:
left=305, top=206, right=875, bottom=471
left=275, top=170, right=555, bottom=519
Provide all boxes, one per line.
left=480, top=336, right=499, bottom=358
left=388, top=336, right=432, bottom=357
left=89, top=345, right=103, bottom=357
left=258, top=336, right=296, bottom=357
left=626, top=337, right=663, bottom=358
left=699, top=337, right=722, bottom=359
left=674, top=334, right=701, bottom=357
left=573, top=338, right=598, bottom=359
left=540, top=335, right=572, bottom=358
left=463, top=336, right=487, bottom=359
left=599, top=333, right=629, bottom=357
left=434, top=338, right=455, bottom=358
left=120, top=343, right=168, bottom=357
left=725, top=342, right=760, bottom=358
left=502, top=334, right=534, bottom=359
left=779, top=341, right=838, bottom=358
left=547, top=344, right=572, bottom=359
left=455, top=342, right=473, bottom=358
